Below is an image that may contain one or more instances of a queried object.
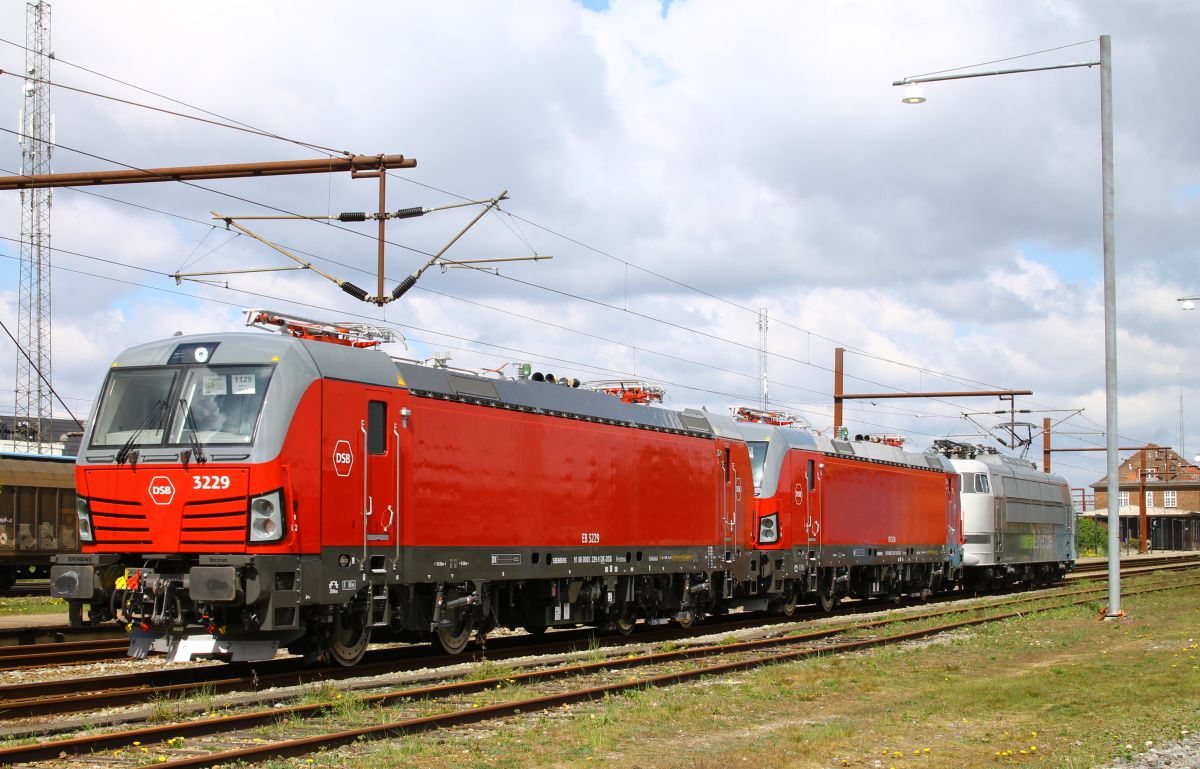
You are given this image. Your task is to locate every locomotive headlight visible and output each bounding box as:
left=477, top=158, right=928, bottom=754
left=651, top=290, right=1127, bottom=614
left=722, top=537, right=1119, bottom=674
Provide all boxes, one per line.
left=247, top=490, right=285, bottom=543
left=758, top=513, right=779, bottom=544
left=76, top=497, right=94, bottom=544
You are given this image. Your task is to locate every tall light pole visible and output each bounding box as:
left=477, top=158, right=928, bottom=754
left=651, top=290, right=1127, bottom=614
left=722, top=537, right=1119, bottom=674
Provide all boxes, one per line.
left=894, top=35, right=1121, bottom=617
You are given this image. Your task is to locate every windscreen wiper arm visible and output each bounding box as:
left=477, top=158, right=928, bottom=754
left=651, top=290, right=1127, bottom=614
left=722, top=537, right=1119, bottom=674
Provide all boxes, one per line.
left=115, top=399, right=168, bottom=465
left=178, top=398, right=208, bottom=466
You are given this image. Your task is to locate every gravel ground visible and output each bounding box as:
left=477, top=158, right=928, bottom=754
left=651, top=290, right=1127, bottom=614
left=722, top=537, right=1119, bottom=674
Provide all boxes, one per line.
left=1098, top=733, right=1200, bottom=768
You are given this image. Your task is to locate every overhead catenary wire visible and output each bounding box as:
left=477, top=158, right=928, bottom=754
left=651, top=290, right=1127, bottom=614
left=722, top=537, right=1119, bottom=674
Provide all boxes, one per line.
left=0, top=46, right=1035, bottom=399
left=0, top=69, right=354, bottom=158
left=900, top=38, right=1099, bottom=82
left=32, top=181, right=950, bottom=416
left=0, top=233, right=953, bottom=428
left=0, top=127, right=1001, bottom=414
left=0, top=317, right=85, bottom=431
left=0, top=245, right=960, bottom=436
left=0, top=46, right=1115, bottom=439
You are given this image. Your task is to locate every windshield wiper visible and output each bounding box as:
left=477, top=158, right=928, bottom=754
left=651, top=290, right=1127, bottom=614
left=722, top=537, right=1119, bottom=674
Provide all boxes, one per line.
left=178, top=397, right=208, bottom=466
left=116, top=399, right=168, bottom=466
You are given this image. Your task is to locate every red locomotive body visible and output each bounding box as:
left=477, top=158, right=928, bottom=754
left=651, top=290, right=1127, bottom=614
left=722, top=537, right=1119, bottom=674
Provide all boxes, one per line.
left=52, top=319, right=962, bottom=664
left=53, top=328, right=765, bottom=662
left=739, top=423, right=961, bottom=611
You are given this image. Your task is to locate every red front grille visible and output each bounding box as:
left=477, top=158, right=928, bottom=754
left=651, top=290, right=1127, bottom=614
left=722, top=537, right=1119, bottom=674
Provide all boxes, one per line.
left=91, top=498, right=153, bottom=546
left=81, top=466, right=252, bottom=553
left=180, top=497, right=247, bottom=548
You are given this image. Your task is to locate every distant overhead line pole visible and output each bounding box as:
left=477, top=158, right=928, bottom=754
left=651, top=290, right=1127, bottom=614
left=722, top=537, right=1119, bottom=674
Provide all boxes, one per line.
left=832, top=347, right=1031, bottom=434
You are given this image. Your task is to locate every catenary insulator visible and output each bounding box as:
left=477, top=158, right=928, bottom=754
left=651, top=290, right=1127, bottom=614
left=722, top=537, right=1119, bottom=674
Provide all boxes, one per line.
left=339, top=281, right=368, bottom=301
left=337, top=212, right=367, bottom=222
left=392, top=206, right=424, bottom=219
left=390, top=274, right=418, bottom=301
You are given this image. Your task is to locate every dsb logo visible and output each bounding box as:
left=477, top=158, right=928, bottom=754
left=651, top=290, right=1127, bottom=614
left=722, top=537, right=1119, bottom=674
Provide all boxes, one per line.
left=332, top=440, right=354, bottom=477
left=148, top=476, right=176, bottom=506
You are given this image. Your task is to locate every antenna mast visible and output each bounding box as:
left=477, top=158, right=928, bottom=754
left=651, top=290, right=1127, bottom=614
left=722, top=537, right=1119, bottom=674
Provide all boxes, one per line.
left=15, top=0, right=53, bottom=452
left=758, top=308, right=768, bottom=411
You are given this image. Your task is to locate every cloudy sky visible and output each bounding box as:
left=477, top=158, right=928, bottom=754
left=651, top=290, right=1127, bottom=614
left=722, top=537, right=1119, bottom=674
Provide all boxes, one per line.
left=0, top=0, right=1196, bottom=493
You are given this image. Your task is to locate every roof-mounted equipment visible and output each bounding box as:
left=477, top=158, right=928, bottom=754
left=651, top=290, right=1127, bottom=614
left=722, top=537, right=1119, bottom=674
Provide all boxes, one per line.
left=243, top=309, right=402, bottom=349
left=582, top=380, right=665, bottom=404
left=730, top=406, right=809, bottom=428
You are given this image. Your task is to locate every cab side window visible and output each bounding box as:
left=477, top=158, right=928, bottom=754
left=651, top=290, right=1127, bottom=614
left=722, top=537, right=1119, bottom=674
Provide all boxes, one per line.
left=368, top=401, right=387, bottom=454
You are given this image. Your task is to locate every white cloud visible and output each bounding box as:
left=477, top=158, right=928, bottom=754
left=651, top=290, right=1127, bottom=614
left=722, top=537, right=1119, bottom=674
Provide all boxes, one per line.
left=0, top=1, right=1195, bottom=489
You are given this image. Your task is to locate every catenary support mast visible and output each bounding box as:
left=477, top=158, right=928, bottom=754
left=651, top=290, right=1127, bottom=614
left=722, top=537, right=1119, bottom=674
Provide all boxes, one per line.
left=14, top=0, right=53, bottom=452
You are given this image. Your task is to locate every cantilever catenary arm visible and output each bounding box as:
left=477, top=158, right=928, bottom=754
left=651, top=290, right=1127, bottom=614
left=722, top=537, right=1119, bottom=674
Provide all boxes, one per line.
left=170, top=213, right=372, bottom=300
left=388, top=190, right=508, bottom=302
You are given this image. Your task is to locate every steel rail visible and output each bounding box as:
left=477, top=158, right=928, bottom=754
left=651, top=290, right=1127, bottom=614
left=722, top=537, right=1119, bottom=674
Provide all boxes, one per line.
left=0, top=638, right=128, bottom=670
left=134, top=578, right=1200, bottom=768
left=0, top=556, right=1193, bottom=716
left=3, top=573, right=1197, bottom=765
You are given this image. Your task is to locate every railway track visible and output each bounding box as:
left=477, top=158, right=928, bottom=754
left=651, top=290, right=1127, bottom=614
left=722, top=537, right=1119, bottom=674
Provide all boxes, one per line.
left=0, top=608, right=835, bottom=719
left=0, top=554, right=1190, bottom=675
left=0, top=636, right=130, bottom=671
left=1071, top=553, right=1200, bottom=574
left=0, top=621, right=123, bottom=648
left=0, top=577, right=1097, bottom=716
left=3, top=568, right=1196, bottom=769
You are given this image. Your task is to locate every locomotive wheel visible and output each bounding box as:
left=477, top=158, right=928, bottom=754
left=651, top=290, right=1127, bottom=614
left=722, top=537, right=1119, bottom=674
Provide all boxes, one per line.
left=817, top=571, right=839, bottom=613
left=674, top=610, right=696, bottom=629
left=780, top=591, right=798, bottom=617
left=615, top=610, right=637, bottom=636
left=523, top=624, right=548, bottom=637
left=434, top=615, right=474, bottom=655
left=327, top=613, right=371, bottom=667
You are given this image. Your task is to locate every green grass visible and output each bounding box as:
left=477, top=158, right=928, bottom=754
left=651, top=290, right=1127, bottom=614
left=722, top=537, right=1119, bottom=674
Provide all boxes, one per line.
left=334, top=576, right=1200, bottom=768
left=0, top=595, right=67, bottom=615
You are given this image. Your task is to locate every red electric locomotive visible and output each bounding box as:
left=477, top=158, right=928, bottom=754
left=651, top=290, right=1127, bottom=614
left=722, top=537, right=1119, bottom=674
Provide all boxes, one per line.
left=737, top=420, right=962, bottom=614
left=51, top=311, right=963, bottom=665
left=53, top=312, right=763, bottom=664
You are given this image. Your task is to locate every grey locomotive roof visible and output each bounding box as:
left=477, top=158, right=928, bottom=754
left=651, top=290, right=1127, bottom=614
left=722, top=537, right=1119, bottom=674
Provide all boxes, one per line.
left=950, top=453, right=1069, bottom=486
left=732, top=421, right=945, bottom=470
left=396, top=361, right=712, bottom=436
left=103, top=333, right=716, bottom=439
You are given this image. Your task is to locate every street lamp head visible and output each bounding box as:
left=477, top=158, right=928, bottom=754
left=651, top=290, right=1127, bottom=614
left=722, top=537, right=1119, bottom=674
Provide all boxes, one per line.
left=901, top=83, right=926, bottom=104
left=1180, top=299, right=1196, bottom=311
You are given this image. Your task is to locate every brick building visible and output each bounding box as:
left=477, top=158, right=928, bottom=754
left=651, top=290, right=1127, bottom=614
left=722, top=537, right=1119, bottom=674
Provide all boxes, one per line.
left=1088, top=444, right=1200, bottom=551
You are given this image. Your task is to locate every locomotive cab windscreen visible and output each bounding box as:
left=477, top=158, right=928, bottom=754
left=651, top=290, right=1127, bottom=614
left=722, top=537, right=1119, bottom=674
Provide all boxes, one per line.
left=90, top=364, right=275, bottom=450
left=959, top=472, right=991, bottom=494
left=746, top=441, right=769, bottom=494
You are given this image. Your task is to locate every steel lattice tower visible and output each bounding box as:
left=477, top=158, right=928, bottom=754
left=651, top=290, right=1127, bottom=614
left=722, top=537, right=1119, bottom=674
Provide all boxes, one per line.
left=15, top=1, right=52, bottom=452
